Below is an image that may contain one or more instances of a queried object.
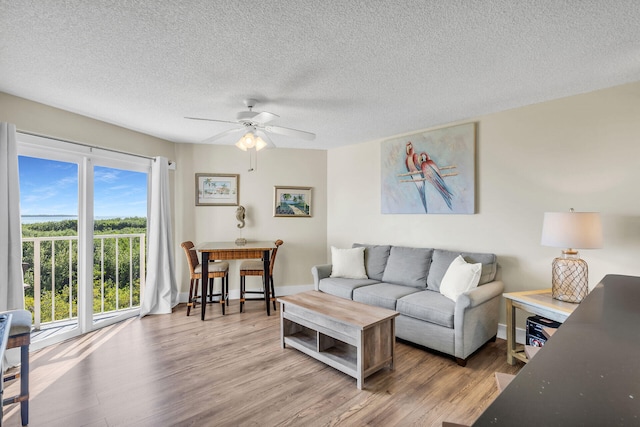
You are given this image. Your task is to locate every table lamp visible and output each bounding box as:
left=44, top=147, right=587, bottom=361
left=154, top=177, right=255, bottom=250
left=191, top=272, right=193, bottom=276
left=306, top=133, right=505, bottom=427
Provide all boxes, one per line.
left=541, top=209, right=602, bottom=303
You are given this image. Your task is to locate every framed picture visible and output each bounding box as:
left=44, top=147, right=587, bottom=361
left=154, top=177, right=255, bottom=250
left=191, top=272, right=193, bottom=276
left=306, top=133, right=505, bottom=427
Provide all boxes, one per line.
left=195, top=173, right=239, bottom=206
left=381, top=122, right=476, bottom=214
left=274, top=186, right=312, bottom=217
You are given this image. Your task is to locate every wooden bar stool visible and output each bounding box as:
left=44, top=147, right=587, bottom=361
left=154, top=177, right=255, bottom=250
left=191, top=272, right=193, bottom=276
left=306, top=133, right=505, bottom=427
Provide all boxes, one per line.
left=239, top=240, right=283, bottom=313
left=1, top=309, right=31, bottom=426
left=181, top=241, right=229, bottom=316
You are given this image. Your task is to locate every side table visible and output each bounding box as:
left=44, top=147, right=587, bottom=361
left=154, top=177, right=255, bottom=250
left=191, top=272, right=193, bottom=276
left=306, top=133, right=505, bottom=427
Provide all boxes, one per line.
left=503, top=289, right=578, bottom=365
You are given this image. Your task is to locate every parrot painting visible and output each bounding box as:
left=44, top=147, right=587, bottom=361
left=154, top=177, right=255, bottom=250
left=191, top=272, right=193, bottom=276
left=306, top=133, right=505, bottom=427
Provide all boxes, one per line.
left=405, top=142, right=427, bottom=212
left=418, top=151, right=453, bottom=210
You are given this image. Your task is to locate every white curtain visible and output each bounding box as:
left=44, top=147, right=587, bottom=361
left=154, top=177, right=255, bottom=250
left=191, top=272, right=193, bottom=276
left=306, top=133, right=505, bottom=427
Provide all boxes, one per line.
left=1, top=123, right=24, bottom=370
left=0, top=123, right=24, bottom=311
left=140, top=156, right=178, bottom=317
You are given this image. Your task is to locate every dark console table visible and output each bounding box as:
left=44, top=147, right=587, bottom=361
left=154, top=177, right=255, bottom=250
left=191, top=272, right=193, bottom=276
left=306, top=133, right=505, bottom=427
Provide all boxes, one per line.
left=474, top=274, right=640, bottom=426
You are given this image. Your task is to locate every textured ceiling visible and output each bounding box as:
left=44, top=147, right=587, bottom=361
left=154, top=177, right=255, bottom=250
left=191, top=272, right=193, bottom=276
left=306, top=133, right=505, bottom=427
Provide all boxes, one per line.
left=1, top=1, right=639, bottom=150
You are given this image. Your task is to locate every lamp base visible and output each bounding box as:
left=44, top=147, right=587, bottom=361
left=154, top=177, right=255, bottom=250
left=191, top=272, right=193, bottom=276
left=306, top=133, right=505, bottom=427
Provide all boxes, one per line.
left=551, top=255, right=588, bottom=303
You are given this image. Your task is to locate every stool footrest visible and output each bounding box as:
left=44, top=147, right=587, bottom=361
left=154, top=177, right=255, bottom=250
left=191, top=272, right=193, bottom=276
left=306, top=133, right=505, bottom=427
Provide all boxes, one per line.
left=3, top=393, right=29, bottom=405
left=3, top=372, right=20, bottom=382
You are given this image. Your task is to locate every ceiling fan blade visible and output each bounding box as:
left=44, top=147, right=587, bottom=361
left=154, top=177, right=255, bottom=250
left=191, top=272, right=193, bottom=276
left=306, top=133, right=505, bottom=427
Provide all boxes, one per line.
left=265, top=125, right=316, bottom=140
left=185, top=116, right=238, bottom=125
left=251, top=111, right=279, bottom=124
left=200, top=128, right=245, bottom=144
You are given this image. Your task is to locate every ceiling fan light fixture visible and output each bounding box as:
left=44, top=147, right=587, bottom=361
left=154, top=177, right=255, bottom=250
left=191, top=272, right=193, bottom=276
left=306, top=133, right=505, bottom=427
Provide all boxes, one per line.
left=235, top=128, right=268, bottom=151
left=255, top=136, right=267, bottom=151
left=236, top=130, right=257, bottom=150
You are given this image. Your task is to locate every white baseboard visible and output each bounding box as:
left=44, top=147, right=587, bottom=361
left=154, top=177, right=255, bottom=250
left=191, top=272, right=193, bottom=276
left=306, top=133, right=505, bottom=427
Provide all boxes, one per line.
left=274, top=284, right=315, bottom=296
left=497, top=323, right=526, bottom=345
left=178, top=284, right=314, bottom=304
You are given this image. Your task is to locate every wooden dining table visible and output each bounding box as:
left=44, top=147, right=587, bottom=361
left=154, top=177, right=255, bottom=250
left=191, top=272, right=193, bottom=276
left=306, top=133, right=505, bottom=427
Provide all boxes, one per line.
left=196, top=241, right=276, bottom=320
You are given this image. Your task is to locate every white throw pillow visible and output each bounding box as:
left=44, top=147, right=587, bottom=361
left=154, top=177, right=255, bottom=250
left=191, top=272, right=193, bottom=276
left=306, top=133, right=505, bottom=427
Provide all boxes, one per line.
left=440, top=255, right=482, bottom=302
left=330, top=246, right=367, bottom=279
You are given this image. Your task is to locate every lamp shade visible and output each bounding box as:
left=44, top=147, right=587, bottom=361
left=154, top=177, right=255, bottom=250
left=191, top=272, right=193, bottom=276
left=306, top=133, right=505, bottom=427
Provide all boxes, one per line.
left=541, top=211, right=603, bottom=249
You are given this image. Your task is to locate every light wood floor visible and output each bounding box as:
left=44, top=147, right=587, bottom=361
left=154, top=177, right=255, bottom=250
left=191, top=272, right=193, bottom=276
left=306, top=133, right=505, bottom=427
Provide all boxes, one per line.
left=3, top=301, right=521, bottom=427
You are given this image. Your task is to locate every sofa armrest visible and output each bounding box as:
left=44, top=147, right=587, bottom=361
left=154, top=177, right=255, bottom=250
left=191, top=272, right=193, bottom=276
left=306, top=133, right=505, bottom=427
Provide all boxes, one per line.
left=311, top=264, right=332, bottom=291
left=454, top=280, right=504, bottom=360
left=457, top=280, right=504, bottom=310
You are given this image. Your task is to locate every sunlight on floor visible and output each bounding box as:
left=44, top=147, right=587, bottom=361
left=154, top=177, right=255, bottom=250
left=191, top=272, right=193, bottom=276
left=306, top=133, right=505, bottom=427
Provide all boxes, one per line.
left=3, top=318, right=135, bottom=421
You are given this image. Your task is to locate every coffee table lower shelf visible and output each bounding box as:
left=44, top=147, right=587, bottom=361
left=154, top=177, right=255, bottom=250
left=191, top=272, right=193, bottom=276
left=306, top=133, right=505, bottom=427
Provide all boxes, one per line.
left=283, top=329, right=358, bottom=379
left=279, top=291, right=398, bottom=390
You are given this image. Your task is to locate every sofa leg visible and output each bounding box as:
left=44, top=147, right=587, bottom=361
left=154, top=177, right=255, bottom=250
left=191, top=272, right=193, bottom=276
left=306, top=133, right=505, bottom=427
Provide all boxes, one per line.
left=490, top=334, right=497, bottom=342
left=456, top=357, right=467, bottom=367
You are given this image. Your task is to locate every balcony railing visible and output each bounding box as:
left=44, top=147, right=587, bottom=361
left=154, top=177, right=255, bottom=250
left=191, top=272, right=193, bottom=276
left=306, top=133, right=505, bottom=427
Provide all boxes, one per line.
left=22, top=234, right=146, bottom=330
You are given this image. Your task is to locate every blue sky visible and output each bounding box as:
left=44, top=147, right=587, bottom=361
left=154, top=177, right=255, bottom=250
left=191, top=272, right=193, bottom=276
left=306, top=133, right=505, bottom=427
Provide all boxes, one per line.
left=18, top=156, right=148, bottom=217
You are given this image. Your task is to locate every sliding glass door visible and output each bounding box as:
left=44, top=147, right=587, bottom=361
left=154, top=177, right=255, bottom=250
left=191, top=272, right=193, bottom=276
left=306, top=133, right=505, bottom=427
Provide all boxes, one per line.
left=92, top=164, right=147, bottom=328
left=19, top=156, right=81, bottom=338
left=18, top=133, right=151, bottom=348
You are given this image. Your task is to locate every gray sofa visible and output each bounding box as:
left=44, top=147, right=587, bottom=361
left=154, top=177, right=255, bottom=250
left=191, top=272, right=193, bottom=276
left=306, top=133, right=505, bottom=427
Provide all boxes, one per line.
left=311, top=244, right=504, bottom=366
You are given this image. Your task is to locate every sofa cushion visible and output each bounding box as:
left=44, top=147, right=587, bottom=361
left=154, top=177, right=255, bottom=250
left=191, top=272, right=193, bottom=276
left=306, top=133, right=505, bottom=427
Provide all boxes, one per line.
left=439, top=255, right=482, bottom=302
left=352, top=283, right=421, bottom=310
left=329, top=246, right=367, bottom=279
left=352, top=243, right=391, bottom=281
left=318, top=277, right=379, bottom=300
left=396, top=290, right=455, bottom=328
left=381, top=246, right=434, bottom=288
left=427, top=249, right=497, bottom=292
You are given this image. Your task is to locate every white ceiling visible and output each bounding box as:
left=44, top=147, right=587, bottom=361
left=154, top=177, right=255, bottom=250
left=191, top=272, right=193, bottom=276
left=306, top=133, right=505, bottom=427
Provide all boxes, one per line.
left=1, top=1, right=639, bottom=150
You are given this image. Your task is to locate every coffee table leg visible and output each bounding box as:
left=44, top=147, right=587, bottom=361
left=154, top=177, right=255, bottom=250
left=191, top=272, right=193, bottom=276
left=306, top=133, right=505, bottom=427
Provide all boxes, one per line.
left=390, top=318, right=396, bottom=370
left=280, top=304, right=286, bottom=349
left=357, top=330, right=363, bottom=390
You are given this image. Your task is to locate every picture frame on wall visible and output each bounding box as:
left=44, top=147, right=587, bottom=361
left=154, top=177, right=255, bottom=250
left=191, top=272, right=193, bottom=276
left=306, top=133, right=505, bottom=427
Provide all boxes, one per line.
left=274, top=186, right=312, bottom=217
left=380, top=122, right=476, bottom=214
left=195, top=173, right=239, bottom=206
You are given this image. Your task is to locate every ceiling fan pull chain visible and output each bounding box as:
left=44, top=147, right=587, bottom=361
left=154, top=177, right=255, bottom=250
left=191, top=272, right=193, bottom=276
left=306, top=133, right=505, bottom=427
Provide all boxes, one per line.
left=248, top=148, right=257, bottom=172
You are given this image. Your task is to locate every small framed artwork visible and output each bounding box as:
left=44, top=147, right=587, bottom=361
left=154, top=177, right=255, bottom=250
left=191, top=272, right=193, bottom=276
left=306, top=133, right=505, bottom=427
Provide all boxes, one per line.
left=195, top=173, right=239, bottom=206
left=274, top=186, right=312, bottom=217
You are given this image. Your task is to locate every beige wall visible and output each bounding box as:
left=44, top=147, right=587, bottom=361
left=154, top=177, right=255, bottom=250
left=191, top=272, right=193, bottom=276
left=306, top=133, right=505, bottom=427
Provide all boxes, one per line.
left=174, top=143, right=327, bottom=297
left=0, top=92, right=175, bottom=159
left=327, top=81, right=640, bottom=324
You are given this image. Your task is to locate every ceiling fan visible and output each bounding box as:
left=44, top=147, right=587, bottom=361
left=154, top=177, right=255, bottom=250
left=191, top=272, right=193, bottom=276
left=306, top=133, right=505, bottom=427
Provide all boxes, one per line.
left=185, top=99, right=315, bottom=150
